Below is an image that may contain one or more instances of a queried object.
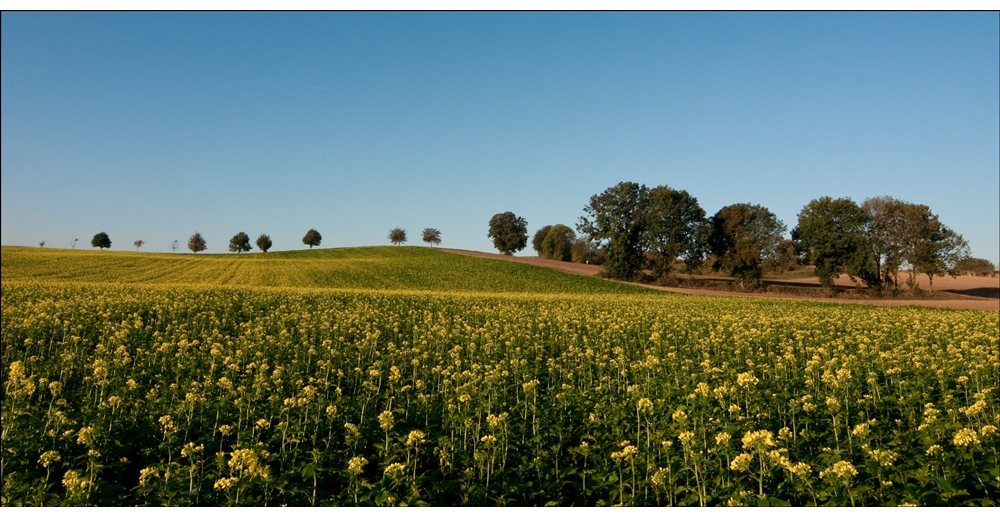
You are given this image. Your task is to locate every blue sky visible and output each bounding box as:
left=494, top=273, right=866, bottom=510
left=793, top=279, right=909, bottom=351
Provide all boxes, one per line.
left=2, top=12, right=998, bottom=263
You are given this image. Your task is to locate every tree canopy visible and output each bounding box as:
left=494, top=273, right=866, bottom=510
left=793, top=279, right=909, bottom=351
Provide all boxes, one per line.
left=577, top=182, right=648, bottom=280
left=256, top=234, right=272, bottom=253
left=188, top=232, right=207, bottom=253
left=302, top=229, right=322, bottom=249
left=708, top=203, right=786, bottom=289
left=793, top=197, right=877, bottom=288
left=91, top=232, right=111, bottom=250
left=487, top=212, right=528, bottom=255
left=229, top=232, right=252, bottom=254
left=531, top=225, right=553, bottom=257
left=421, top=228, right=441, bottom=247
left=388, top=228, right=407, bottom=245
left=540, top=224, right=576, bottom=262
left=643, top=185, right=707, bottom=278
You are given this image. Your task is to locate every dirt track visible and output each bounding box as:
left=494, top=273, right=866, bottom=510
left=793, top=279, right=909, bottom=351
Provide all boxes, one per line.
left=441, top=249, right=1000, bottom=311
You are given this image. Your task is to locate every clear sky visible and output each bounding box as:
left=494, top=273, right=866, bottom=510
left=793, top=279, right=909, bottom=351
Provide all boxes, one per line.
left=2, top=12, right=998, bottom=263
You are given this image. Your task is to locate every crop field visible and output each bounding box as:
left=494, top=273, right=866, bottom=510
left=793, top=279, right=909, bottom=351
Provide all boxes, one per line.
left=1, top=247, right=998, bottom=506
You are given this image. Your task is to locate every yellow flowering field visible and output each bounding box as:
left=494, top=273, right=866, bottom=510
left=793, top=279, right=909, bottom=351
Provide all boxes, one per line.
left=1, top=247, right=997, bottom=506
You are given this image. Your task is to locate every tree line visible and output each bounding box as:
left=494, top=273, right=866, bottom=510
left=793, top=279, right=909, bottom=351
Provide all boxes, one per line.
left=82, top=227, right=444, bottom=254
left=487, top=182, right=991, bottom=292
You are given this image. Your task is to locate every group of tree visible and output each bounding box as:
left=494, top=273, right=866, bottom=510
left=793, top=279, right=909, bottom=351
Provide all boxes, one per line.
left=531, top=224, right=576, bottom=261
left=795, top=196, right=971, bottom=291
left=387, top=227, right=442, bottom=246
left=576, top=182, right=711, bottom=282
left=572, top=182, right=974, bottom=292
left=81, top=227, right=446, bottom=254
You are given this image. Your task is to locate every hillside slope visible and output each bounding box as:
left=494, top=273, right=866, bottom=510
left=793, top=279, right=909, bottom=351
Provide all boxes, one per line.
left=0, top=246, right=655, bottom=295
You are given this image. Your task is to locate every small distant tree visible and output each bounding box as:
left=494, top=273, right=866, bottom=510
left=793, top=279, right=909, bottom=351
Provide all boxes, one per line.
left=39, top=241, right=45, bottom=248
left=388, top=228, right=407, bottom=245
left=708, top=203, right=786, bottom=289
left=134, top=239, right=144, bottom=251
left=541, top=224, right=576, bottom=262
left=229, top=232, right=252, bottom=253
left=188, top=232, right=207, bottom=253
left=91, top=232, right=112, bottom=250
left=256, top=234, right=272, bottom=252
left=421, top=228, right=442, bottom=247
left=570, top=238, right=604, bottom=265
left=954, top=257, right=996, bottom=276
left=487, top=212, right=528, bottom=255
left=71, top=238, right=79, bottom=249
left=171, top=240, right=179, bottom=253
left=302, top=229, right=322, bottom=249
left=532, top=225, right=553, bottom=257
left=766, top=239, right=801, bottom=274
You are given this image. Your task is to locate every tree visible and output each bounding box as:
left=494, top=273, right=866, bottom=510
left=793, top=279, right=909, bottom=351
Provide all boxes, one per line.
left=708, top=203, right=787, bottom=289
left=577, top=182, right=648, bottom=280
left=954, top=257, right=996, bottom=276
left=570, top=238, right=604, bottom=265
left=767, top=239, right=801, bottom=274
left=421, top=228, right=441, bottom=247
left=256, top=234, right=272, bottom=253
left=91, top=232, right=111, bottom=250
left=904, top=206, right=970, bottom=292
left=229, top=232, right=252, bottom=253
left=188, top=232, right=207, bottom=253
left=39, top=241, right=45, bottom=248
left=171, top=240, right=179, bottom=253
left=71, top=238, right=78, bottom=249
left=134, top=239, right=144, bottom=252
left=302, top=229, right=322, bottom=249
left=792, top=197, right=878, bottom=288
left=531, top=225, right=554, bottom=257
left=487, top=212, right=528, bottom=255
left=643, top=185, right=708, bottom=279
left=862, top=196, right=909, bottom=289
left=540, top=224, right=576, bottom=262
left=388, top=228, right=407, bottom=245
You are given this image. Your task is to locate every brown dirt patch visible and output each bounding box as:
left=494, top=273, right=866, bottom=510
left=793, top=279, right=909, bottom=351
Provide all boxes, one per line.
left=440, top=249, right=999, bottom=311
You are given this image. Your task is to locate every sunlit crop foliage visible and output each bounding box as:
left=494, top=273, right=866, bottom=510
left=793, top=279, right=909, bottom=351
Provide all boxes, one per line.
left=1, top=247, right=997, bottom=506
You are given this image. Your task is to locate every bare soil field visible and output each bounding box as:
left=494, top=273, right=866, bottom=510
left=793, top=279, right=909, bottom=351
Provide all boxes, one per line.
left=441, top=248, right=999, bottom=311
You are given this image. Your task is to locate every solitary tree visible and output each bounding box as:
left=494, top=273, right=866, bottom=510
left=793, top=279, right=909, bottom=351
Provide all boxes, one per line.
left=91, top=232, right=112, bottom=250
left=578, top=182, right=648, bottom=280
left=531, top=225, right=554, bottom=257
left=487, top=212, right=529, bottom=255
left=256, top=234, right=273, bottom=252
left=188, top=232, right=207, bottom=253
left=39, top=241, right=45, bottom=248
left=388, top=228, right=407, bottom=245
left=643, top=185, right=708, bottom=279
left=540, top=224, right=576, bottom=262
left=421, top=228, right=442, bottom=247
left=134, top=239, right=144, bottom=252
left=229, top=232, right=252, bottom=253
left=171, top=240, right=179, bottom=253
left=708, top=203, right=786, bottom=289
left=793, top=197, right=878, bottom=288
left=71, top=238, right=78, bottom=249
left=302, top=229, right=322, bottom=249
